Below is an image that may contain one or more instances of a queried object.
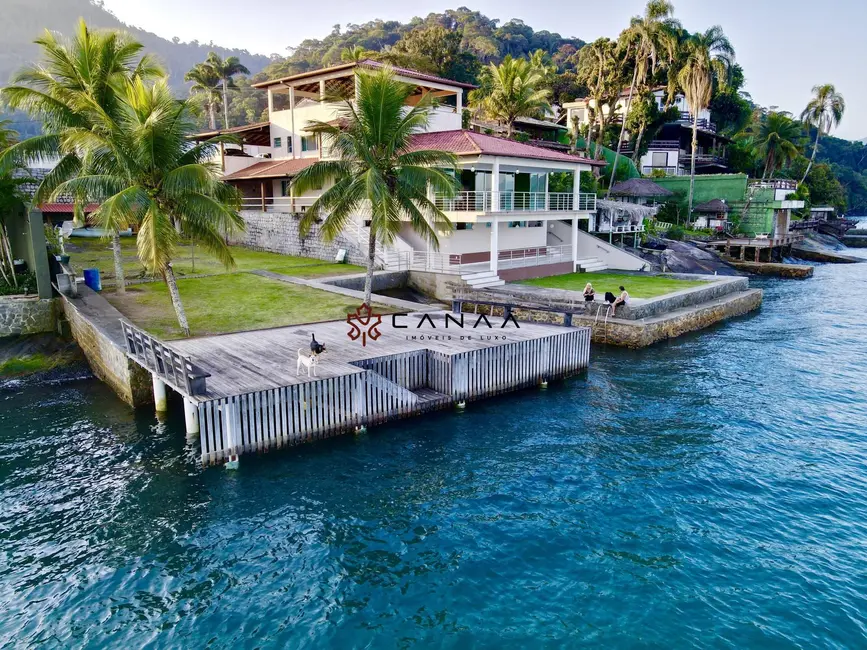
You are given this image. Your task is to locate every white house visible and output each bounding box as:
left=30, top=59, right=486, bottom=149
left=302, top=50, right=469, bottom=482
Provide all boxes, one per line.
left=562, top=87, right=731, bottom=177
left=194, top=60, right=648, bottom=287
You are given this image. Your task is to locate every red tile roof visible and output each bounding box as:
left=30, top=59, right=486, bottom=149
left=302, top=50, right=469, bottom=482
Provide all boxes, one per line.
left=40, top=203, right=98, bottom=213
left=253, top=60, right=476, bottom=90
left=222, top=158, right=317, bottom=181
left=407, top=130, right=605, bottom=166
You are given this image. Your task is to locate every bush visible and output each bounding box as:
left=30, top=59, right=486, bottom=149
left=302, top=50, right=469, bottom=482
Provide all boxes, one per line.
left=0, top=271, right=38, bottom=296
left=666, top=224, right=685, bottom=241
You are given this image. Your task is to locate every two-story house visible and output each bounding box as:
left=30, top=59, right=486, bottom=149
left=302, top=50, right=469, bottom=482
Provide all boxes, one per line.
left=193, top=60, right=651, bottom=289
left=562, top=87, right=731, bottom=177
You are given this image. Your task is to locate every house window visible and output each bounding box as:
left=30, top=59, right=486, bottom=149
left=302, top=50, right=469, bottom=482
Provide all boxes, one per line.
left=280, top=180, right=291, bottom=196
left=287, top=138, right=292, bottom=153
left=455, top=222, right=473, bottom=230
left=273, top=137, right=282, bottom=149
left=651, top=151, right=668, bottom=167
left=301, top=135, right=317, bottom=152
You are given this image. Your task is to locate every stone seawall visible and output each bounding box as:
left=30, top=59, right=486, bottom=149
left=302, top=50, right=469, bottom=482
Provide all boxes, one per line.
left=0, top=297, right=56, bottom=337
left=231, top=210, right=366, bottom=265
left=59, top=288, right=152, bottom=406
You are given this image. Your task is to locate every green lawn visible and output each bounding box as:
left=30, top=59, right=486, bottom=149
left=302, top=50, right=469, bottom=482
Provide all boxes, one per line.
left=520, top=272, right=707, bottom=299
left=67, top=237, right=363, bottom=282
left=106, top=272, right=392, bottom=340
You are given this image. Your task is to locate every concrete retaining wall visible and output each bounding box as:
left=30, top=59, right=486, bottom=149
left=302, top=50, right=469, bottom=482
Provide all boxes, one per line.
left=323, top=271, right=409, bottom=292
left=59, top=288, right=152, bottom=406
left=230, top=210, right=366, bottom=265
left=0, top=297, right=56, bottom=337
left=407, top=271, right=462, bottom=301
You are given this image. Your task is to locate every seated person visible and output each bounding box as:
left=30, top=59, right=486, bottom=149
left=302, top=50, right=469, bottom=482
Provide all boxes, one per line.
left=583, top=282, right=595, bottom=302
left=611, top=286, right=629, bottom=315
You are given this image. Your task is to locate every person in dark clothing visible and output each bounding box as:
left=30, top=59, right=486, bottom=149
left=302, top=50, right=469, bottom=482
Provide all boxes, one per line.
left=583, top=282, right=595, bottom=302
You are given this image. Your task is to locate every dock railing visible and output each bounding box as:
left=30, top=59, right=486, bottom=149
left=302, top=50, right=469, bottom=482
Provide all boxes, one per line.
left=121, top=321, right=210, bottom=396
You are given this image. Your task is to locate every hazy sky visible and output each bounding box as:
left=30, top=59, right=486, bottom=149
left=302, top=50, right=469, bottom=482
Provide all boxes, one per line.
left=101, top=0, right=866, bottom=140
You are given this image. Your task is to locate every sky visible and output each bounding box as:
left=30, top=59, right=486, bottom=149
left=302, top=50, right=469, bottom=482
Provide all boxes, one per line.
left=100, top=0, right=867, bottom=141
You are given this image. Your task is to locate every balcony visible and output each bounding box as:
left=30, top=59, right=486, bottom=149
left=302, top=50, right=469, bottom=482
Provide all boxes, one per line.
left=434, top=191, right=597, bottom=213
left=676, top=112, right=717, bottom=133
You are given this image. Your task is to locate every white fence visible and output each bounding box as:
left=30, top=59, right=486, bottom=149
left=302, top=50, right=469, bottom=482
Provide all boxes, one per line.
left=434, top=192, right=597, bottom=213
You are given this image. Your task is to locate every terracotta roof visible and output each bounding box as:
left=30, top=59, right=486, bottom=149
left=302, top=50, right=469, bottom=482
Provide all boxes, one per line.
left=609, top=178, right=674, bottom=197
left=693, top=199, right=730, bottom=213
left=189, top=121, right=271, bottom=141
left=407, top=130, right=605, bottom=166
left=41, top=203, right=98, bottom=213
left=222, top=158, right=317, bottom=181
left=253, top=60, right=476, bottom=90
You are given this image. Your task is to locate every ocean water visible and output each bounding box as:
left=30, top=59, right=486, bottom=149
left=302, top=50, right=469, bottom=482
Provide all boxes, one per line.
left=2, top=256, right=867, bottom=648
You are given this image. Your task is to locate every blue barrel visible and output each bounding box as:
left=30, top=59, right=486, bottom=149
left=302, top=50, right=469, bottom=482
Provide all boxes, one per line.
left=83, top=268, right=102, bottom=292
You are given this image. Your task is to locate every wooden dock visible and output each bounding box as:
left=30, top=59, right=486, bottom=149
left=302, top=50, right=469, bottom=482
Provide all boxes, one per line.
left=121, top=312, right=591, bottom=465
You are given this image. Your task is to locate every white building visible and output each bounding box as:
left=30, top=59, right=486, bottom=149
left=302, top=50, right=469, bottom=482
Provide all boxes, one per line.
left=562, top=88, right=731, bottom=177
left=195, top=60, right=648, bottom=286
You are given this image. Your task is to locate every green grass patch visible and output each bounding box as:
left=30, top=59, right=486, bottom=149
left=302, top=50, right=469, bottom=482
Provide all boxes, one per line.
left=106, top=272, right=393, bottom=340
left=520, top=272, right=707, bottom=298
left=0, top=350, right=81, bottom=377
left=68, top=238, right=363, bottom=282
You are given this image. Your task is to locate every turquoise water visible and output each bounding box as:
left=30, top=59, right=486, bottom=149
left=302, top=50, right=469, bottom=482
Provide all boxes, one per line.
left=2, top=258, right=867, bottom=648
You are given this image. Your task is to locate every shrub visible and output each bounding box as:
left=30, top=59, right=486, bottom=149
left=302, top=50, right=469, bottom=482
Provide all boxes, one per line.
left=666, top=224, right=685, bottom=241
left=0, top=271, right=38, bottom=296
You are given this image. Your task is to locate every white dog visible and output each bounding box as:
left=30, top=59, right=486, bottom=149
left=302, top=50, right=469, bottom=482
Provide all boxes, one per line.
left=296, top=348, right=320, bottom=377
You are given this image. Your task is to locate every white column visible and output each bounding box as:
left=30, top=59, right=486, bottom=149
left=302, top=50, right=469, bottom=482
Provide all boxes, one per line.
left=490, top=218, right=499, bottom=273
left=183, top=398, right=199, bottom=435
left=289, top=86, right=297, bottom=159
left=152, top=375, right=167, bottom=412
left=267, top=88, right=274, bottom=116
left=572, top=216, right=579, bottom=271
left=319, top=79, right=326, bottom=101
left=572, top=167, right=581, bottom=212
left=544, top=173, right=550, bottom=211
left=492, top=158, right=501, bottom=213
left=456, top=90, right=463, bottom=118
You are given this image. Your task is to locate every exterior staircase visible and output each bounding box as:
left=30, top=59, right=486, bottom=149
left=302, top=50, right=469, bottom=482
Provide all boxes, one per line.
left=575, top=257, right=609, bottom=273
left=460, top=270, right=505, bottom=288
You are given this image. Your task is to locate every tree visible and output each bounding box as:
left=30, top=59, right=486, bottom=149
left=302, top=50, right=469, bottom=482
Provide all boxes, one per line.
left=387, top=25, right=480, bottom=84
left=204, top=52, right=250, bottom=129
left=341, top=45, right=376, bottom=63
left=800, top=84, right=845, bottom=186
left=752, top=112, right=804, bottom=179
left=608, top=0, right=679, bottom=188
left=185, top=62, right=222, bottom=130
left=471, top=55, right=550, bottom=137
left=52, top=78, right=244, bottom=336
left=0, top=19, right=162, bottom=294
left=676, top=26, right=734, bottom=215
left=0, top=121, right=30, bottom=288
left=575, top=38, right=622, bottom=159
left=292, top=68, right=458, bottom=306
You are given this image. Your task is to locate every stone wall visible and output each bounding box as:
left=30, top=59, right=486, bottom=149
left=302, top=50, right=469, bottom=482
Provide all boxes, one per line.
left=323, top=271, right=409, bottom=292
left=0, top=297, right=56, bottom=337
left=407, top=271, right=464, bottom=301
left=231, top=210, right=366, bottom=265
left=59, top=289, right=152, bottom=406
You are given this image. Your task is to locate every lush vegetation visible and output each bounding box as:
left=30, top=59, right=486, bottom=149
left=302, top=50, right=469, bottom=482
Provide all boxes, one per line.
left=521, top=271, right=706, bottom=298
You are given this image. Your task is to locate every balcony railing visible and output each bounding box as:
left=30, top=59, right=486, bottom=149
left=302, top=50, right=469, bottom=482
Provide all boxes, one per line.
left=646, top=139, right=681, bottom=151
left=642, top=166, right=685, bottom=176
left=434, top=191, right=597, bottom=213
left=240, top=196, right=319, bottom=212
left=383, top=244, right=574, bottom=275
left=748, top=179, right=797, bottom=190
left=679, top=153, right=728, bottom=167
left=676, top=112, right=717, bottom=133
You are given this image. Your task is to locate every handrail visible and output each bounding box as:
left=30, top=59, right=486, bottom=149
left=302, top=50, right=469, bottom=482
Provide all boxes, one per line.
left=240, top=195, right=320, bottom=212
left=433, top=191, right=597, bottom=213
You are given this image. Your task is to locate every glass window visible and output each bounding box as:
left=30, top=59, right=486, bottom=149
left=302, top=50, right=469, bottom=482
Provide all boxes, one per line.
left=301, top=135, right=318, bottom=152
left=651, top=151, right=668, bottom=167
left=280, top=180, right=291, bottom=196
left=287, top=138, right=292, bottom=153
left=273, top=137, right=282, bottom=148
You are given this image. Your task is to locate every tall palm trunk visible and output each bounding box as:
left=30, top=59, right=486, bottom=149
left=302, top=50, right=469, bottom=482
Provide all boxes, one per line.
left=609, top=66, right=638, bottom=189
left=111, top=230, right=126, bottom=294
left=631, top=125, right=646, bottom=165
left=687, top=113, right=698, bottom=218
left=800, top=128, right=821, bottom=185
left=208, top=101, right=217, bottom=130
left=363, top=231, right=377, bottom=307
left=163, top=263, right=190, bottom=337
left=221, top=78, right=229, bottom=129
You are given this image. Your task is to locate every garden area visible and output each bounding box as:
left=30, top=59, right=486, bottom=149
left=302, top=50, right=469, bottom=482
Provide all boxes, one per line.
left=66, top=237, right=363, bottom=282
left=520, top=271, right=707, bottom=299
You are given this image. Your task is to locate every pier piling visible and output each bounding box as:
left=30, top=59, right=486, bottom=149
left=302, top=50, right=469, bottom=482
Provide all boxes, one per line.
left=152, top=375, right=167, bottom=412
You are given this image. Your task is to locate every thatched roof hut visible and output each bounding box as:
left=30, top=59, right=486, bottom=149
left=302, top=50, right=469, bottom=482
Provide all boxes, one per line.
left=693, top=199, right=730, bottom=213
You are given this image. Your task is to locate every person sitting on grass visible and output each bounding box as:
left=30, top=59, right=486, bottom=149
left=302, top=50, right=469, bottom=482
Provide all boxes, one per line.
left=583, top=282, right=595, bottom=302
left=611, top=286, right=629, bottom=316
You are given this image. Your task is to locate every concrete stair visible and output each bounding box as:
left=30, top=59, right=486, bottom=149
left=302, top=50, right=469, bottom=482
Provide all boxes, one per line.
left=461, top=270, right=505, bottom=288
left=576, top=257, right=609, bottom=273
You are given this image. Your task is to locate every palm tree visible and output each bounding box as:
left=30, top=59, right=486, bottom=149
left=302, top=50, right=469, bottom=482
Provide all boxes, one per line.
left=753, top=112, right=804, bottom=179
left=800, top=84, right=845, bottom=185
left=185, top=62, right=222, bottom=130
left=676, top=26, right=735, bottom=215
left=52, top=78, right=244, bottom=336
left=608, top=0, right=679, bottom=188
left=204, top=53, right=250, bottom=130
left=472, top=55, right=550, bottom=137
left=341, top=45, right=375, bottom=63
left=292, top=67, right=458, bottom=306
left=576, top=38, right=620, bottom=160
left=0, top=19, right=162, bottom=294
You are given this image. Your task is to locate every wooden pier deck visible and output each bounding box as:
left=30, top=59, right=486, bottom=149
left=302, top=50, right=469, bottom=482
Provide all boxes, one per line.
left=122, top=312, right=591, bottom=465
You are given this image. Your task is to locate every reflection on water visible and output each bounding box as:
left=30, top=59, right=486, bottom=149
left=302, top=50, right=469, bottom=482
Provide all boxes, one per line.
left=2, top=258, right=867, bottom=648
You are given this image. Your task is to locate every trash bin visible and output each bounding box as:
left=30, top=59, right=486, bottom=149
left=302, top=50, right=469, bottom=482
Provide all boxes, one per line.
left=83, top=268, right=102, bottom=292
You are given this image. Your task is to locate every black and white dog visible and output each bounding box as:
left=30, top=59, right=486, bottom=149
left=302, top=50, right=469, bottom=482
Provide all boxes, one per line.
left=297, top=333, right=327, bottom=377
left=310, top=333, right=326, bottom=356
